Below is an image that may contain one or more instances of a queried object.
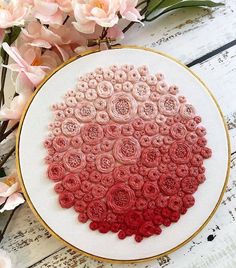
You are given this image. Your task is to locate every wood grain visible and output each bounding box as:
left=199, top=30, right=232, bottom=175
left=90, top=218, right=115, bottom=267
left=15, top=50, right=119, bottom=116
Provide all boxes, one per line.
left=122, top=0, right=236, bottom=64
left=1, top=1, right=236, bottom=266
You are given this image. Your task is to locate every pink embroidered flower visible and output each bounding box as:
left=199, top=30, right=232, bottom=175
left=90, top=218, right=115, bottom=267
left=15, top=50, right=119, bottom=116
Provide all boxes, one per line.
left=2, top=42, right=49, bottom=89
left=21, top=21, right=86, bottom=61
left=0, top=171, right=24, bottom=213
left=119, top=0, right=142, bottom=22
left=72, top=0, right=120, bottom=34
left=31, top=0, right=73, bottom=25
left=0, top=0, right=29, bottom=29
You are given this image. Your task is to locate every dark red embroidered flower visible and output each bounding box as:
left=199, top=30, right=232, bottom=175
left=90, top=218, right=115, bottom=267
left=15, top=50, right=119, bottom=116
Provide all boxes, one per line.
left=168, top=195, right=183, bottom=211
left=141, top=147, right=161, bottom=168
left=169, top=141, right=192, bottom=164
left=106, top=183, right=135, bottom=213
left=181, top=177, right=198, bottom=194
left=125, top=210, right=143, bottom=230
left=183, top=194, right=195, bottom=208
left=62, top=174, right=81, bottom=192
left=87, top=200, right=107, bottom=221
left=54, top=183, right=64, bottom=193
left=47, top=163, right=65, bottom=181
left=59, top=192, right=75, bottom=208
left=142, top=181, right=159, bottom=200
left=159, top=174, right=180, bottom=196
left=129, top=174, right=144, bottom=190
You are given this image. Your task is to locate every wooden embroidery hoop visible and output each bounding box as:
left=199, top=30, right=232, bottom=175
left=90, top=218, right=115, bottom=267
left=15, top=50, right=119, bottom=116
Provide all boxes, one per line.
left=16, top=45, right=231, bottom=264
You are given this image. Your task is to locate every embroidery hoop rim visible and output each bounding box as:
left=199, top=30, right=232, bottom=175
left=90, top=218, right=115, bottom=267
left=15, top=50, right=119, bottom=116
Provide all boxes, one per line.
left=16, top=45, right=231, bottom=264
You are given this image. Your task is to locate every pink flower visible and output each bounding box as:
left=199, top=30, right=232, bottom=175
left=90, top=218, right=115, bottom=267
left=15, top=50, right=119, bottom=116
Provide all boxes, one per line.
left=31, top=0, right=72, bottom=25
left=0, top=45, right=62, bottom=121
left=72, top=0, right=120, bottom=34
left=2, top=42, right=48, bottom=89
left=0, top=249, right=13, bottom=268
left=119, top=0, right=142, bottom=22
left=107, top=25, right=124, bottom=39
left=0, top=0, right=29, bottom=29
left=0, top=28, right=4, bottom=44
left=0, top=171, right=24, bottom=213
left=21, top=21, right=86, bottom=61
left=0, top=91, right=32, bottom=121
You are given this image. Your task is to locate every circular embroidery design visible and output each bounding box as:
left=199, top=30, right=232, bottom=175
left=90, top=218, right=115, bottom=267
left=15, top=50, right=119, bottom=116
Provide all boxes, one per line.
left=44, top=64, right=212, bottom=243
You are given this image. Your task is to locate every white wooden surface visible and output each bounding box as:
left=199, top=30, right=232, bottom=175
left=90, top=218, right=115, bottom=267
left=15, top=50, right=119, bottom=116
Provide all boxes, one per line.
left=1, top=0, right=236, bottom=267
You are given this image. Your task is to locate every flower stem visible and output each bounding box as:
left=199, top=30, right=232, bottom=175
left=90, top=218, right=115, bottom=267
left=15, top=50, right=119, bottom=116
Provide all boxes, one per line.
left=0, top=204, right=22, bottom=243
left=100, top=27, right=108, bottom=39
left=0, top=146, right=15, bottom=169
left=136, top=0, right=147, bottom=8
left=0, top=53, right=9, bottom=106
left=0, top=121, right=9, bottom=138
left=63, top=15, right=70, bottom=25
left=0, top=122, right=19, bottom=143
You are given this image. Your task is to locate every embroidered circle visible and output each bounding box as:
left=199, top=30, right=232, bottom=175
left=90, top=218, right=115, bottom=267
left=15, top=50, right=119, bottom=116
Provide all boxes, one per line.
left=44, top=64, right=212, bottom=243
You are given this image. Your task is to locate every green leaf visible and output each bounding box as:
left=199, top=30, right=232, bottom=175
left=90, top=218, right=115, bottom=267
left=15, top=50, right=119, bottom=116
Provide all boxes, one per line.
left=158, top=0, right=184, bottom=8
left=9, top=26, right=21, bottom=44
left=147, top=0, right=165, bottom=14
left=145, top=0, right=224, bottom=21
left=0, top=26, right=21, bottom=59
left=0, top=168, right=6, bottom=178
left=146, top=0, right=184, bottom=16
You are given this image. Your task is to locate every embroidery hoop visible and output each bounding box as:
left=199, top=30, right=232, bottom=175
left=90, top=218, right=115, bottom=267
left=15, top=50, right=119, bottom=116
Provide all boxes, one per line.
left=16, top=46, right=231, bottom=263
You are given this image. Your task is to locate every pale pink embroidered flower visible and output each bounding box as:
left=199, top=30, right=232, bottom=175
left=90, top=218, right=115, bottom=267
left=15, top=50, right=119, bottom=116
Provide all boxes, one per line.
left=72, top=0, right=120, bottom=34
left=21, top=21, right=86, bottom=61
left=0, top=0, right=29, bottom=29
left=31, top=0, right=73, bottom=25
left=119, top=0, right=142, bottom=22
left=2, top=42, right=49, bottom=89
left=0, top=171, right=24, bottom=213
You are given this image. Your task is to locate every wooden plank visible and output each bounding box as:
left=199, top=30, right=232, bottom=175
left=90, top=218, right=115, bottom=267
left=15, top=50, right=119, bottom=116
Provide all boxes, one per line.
left=122, top=0, right=236, bottom=64
left=1, top=44, right=236, bottom=267
left=2, top=8, right=236, bottom=265
left=191, top=45, right=236, bottom=153
left=0, top=205, right=64, bottom=267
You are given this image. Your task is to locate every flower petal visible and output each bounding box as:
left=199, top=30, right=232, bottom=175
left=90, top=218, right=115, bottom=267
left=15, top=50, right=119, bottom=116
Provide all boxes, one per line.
left=0, top=182, right=9, bottom=195
left=0, top=196, right=7, bottom=206
left=0, top=193, right=25, bottom=212
left=72, top=21, right=96, bottom=34
left=2, top=43, right=29, bottom=68
left=34, top=0, right=59, bottom=16
left=30, top=39, right=52, bottom=49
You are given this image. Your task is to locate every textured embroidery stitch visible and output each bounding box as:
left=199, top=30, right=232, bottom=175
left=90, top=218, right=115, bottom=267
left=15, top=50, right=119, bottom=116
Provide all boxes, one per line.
left=44, top=64, right=212, bottom=242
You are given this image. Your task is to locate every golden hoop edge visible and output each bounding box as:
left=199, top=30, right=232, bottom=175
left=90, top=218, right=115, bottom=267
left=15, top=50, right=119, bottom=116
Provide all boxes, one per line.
left=15, top=45, right=231, bottom=264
